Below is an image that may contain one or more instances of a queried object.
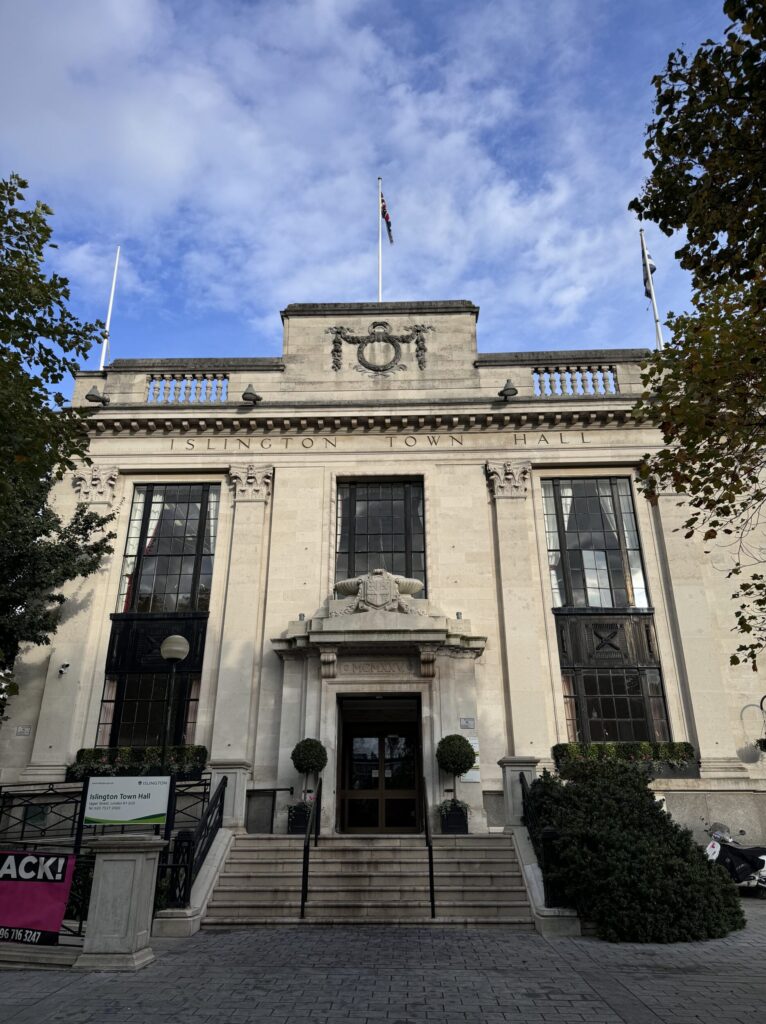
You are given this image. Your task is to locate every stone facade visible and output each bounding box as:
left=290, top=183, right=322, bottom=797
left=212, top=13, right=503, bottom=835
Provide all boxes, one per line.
left=2, top=300, right=765, bottom=841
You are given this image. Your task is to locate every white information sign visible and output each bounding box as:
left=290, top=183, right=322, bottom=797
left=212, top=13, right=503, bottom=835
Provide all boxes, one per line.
left=462, top=737, right=481, bottom=784
left=83, top=777, right=171, bottom=826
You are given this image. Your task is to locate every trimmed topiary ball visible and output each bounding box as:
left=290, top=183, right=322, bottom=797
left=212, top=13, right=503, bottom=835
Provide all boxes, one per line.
left=291, top=738, right=328, bottom=776
left=436, top=734, right=476, bottom=778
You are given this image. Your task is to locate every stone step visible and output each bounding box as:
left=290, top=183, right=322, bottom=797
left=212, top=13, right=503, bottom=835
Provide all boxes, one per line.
left=202, top=916, right=535, bottom=929
left=216, top=874, right=525, bottom=891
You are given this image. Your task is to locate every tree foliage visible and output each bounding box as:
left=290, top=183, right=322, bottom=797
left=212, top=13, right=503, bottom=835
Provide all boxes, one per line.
left=629, top=2, right=766, bottom=668
left=0, top=173, right=113, bottom=682
left=527, top=761, right=745, bottom=943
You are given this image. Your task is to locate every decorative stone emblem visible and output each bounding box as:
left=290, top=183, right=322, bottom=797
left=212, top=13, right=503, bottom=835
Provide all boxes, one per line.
left=334, top=568, right=424, bottom=614
left=327, top=321, right=433, bottom=376
left=227, top=464, right=273, bottom=503
left=72, top=465, right=119, bottom=505
left=485, top=461, right=531, bottom=500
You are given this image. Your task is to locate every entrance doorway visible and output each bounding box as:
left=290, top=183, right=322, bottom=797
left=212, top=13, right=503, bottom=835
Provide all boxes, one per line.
left=337, top=695, right=422, bottom=833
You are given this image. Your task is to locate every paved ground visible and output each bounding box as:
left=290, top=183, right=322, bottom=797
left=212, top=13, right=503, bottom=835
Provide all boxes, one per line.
left=2, top=901, right=765, bottom=1024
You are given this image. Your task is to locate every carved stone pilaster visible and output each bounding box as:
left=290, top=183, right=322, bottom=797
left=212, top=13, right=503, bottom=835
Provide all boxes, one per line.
left=320, top=647, right=338, bottom=679
left=72, top=465, right=119, bottom=505
left=227, top=464, right=273, bottom=503
left=485, top=461, right=531, bottom=500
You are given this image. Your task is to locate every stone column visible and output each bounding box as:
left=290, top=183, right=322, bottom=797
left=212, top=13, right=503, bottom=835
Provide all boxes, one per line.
left=654, top=495, right=748, bottom=778
left=209, top=465, right=274, bottom=826
left=20, top=466, right=121, bottom=783
left=73, top=835, right=167, bottom=972
left=486, top=462, right=554, bottom=762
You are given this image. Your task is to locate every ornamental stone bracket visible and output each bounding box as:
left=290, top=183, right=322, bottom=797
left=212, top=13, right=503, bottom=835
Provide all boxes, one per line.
left=72, top=464, right=120, bottom=505
left=227, top=464, right=273, bottom=503
left=485, top=460, right=531, bottom=500
left=272, top=569, right=486, bottom=675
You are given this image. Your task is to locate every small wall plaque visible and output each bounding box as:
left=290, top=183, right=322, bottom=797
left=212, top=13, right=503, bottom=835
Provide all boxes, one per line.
left=15, top=726, right=32, bottom=737
left=459, top=717, right=475, bottom=730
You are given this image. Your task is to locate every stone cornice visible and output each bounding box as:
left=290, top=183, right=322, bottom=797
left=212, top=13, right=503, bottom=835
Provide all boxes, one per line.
left=88, top=404, right=642, bottom=436
left=281, top=300, right=479, bottom=320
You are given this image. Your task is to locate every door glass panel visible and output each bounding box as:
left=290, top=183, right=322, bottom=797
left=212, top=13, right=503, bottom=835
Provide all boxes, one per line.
left=347, top=799, right=379, bottom=828
left=350, top=737, right=379, bottom=790
left=385, top=799, right=417, bottom=828
left=384, top=735, right=416, bottom=789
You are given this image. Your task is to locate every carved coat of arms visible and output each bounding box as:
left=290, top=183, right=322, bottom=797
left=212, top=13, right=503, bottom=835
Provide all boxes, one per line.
left=334, top=568, right=424, bottom=614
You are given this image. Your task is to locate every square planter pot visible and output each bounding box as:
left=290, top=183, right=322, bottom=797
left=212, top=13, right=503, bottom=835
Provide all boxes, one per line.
left=440, top=805, right=468, bottom=834
left=287, top=804, right=310, bottom=835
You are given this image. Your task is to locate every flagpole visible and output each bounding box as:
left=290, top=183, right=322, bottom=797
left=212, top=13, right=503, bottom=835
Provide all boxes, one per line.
left=640, top=229, right=664, bottom=351
left=100, top=244, right=121, bottom=370
left=377, top=177, right=383, bottom=302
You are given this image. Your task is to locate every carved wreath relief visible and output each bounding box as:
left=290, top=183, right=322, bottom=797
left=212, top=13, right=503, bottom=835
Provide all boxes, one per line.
left=328, top=321, right=433, bottom=377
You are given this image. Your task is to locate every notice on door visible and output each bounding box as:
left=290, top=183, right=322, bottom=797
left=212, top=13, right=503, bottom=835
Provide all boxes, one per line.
left=83, top=776, right=171, bottom=826
left=0, top=850, right=76, bottom=945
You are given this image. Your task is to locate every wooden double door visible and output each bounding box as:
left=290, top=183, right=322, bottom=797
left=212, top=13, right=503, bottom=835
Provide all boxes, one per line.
left=338, top=698, right=422, bottom=833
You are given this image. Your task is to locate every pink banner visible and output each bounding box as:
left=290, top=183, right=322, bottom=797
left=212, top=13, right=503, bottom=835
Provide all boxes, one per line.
left=0, top=850, right=76, bottom=945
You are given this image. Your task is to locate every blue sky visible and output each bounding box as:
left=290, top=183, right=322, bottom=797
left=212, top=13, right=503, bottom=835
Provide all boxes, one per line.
left=1, top=0, right=728, bottom=367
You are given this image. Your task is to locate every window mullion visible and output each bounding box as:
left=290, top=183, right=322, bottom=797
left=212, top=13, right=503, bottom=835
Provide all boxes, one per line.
left=109, top=676, right=126, bottom=748
left=404, top=483, right=413, bottom=580
left=190, top=486, right=207, bottom=610
left=610, top=480, right=635, bottom=606
left=553, top=481, right=575, bottom=607
left=129, top=485, right=155, bottom=612
left=348, top=483, right=357, bottom=579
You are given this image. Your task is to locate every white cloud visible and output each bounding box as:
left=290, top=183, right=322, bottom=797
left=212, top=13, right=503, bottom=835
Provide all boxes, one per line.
left=0, top=0, right=713, bottom=354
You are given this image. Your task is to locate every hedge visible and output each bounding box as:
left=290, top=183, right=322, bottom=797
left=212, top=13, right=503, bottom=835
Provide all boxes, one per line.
left=526, top=760, right=744, bottom=943
left=552, top=741, right=696, bottom=772
left=66, top=745, right=208, bottom=780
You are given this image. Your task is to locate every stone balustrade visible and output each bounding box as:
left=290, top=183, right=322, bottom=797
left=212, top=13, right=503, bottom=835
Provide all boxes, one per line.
left=531, top=364, right=618, bottom=399
left=146, top=372, right=229, bottom=404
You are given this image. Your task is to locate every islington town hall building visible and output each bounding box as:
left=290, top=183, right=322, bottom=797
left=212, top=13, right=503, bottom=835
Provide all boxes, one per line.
left=1, top=300, right=765, bottom=926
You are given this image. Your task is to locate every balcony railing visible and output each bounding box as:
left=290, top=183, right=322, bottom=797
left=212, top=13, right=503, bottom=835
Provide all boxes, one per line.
left=146, top=373, right=229, bottom=404
left=532, top=364, right=618, bottom=398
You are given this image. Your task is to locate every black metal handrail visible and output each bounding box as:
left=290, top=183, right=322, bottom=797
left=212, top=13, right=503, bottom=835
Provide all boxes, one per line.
left=156, top=775, right=227, bottom=909
left=299, top=777, right=322, bottom=920
left=421, top=775, right=436, bottom=919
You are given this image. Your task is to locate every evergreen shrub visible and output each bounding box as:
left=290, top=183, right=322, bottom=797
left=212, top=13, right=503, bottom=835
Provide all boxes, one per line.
left=527, top=760, right=745, bottom=942
left=435, top=734, right=476, bottom=779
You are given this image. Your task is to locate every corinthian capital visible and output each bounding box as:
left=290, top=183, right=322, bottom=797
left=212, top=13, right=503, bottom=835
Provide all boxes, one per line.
left=485, top=461, right=531, bottom=500
left=227, top=464, right=274, bottom=503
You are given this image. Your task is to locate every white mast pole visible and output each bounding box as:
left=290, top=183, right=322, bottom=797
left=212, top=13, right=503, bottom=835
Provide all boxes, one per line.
left=640, top=229, right=664, bottom=351
left=100, top=244, right=121, bottom=370
left=378, top=177, right=382, bottom=303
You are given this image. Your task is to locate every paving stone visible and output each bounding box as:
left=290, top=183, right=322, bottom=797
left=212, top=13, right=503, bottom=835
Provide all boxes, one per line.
left=1, top=901, right=764, bottom=1024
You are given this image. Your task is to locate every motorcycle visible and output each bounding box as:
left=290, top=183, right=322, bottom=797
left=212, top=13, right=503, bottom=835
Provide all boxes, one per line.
left=704, top=822, right=766, bottom=897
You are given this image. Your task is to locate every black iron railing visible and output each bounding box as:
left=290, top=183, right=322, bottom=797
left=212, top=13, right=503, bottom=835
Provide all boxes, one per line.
left=0, top=777, right=212, bottom=854
left=519, top=772, right=565, bottom=908
left=156, top=776, right=227, bottom=909
left=421, top=775, right=436, bottom=919
left=299, top=778, right=322, bottom=920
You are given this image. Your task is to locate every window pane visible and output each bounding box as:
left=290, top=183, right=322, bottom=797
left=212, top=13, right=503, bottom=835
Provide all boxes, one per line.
left=117, top=484, right=219, bottom=612
left=336, top=480, right=426, bottom=594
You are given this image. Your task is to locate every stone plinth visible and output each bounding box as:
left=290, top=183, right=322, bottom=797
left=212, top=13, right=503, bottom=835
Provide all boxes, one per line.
left=73, top=835, right=167, bottom=972
left=499, top=755, right=540, bottom=827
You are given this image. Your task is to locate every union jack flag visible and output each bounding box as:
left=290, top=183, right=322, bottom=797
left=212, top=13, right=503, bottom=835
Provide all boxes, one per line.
left=380, top=191, right=394, bottom=244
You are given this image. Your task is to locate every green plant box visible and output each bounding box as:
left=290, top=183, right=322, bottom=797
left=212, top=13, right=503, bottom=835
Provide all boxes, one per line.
left=66, top=745, right=208, bottom=780
left=552, top=741, right=697, bottom=776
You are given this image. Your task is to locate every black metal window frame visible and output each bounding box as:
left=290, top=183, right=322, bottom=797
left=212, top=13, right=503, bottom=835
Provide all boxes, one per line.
left=542, top=477, right=650, bottom=610
left=561, top=666, right=670, bottom=744
left=335, top=478, right=427, bottom=593
left=96, top=671, right=200, bottom=749
left=117, top=482, right=220, bottom=614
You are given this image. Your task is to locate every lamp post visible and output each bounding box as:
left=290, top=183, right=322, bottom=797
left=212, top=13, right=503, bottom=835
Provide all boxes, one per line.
left=159, top=634, right=190, bottom=771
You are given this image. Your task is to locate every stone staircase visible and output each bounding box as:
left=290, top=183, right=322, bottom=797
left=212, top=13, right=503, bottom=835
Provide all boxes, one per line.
left=203, top=834, right=533, bottom=927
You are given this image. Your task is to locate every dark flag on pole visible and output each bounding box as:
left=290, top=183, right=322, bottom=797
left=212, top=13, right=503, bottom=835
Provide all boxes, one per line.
left=643, top=247, right=657, bottom=299
left=380, top=192, right=394, bottom=244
